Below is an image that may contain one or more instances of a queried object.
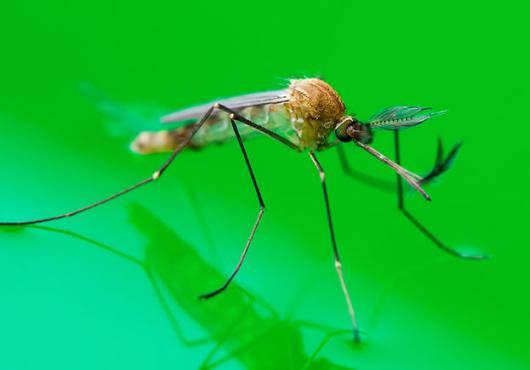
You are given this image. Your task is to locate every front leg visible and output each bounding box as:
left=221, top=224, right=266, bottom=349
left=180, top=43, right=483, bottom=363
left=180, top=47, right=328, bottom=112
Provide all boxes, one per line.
left=393, top=131, right=487, bottom=260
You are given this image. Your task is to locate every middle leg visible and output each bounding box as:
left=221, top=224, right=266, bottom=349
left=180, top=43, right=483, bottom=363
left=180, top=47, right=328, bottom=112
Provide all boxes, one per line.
left=309, top=151, right=361, bottom=342
left=199, top=115, right=265, bottom=299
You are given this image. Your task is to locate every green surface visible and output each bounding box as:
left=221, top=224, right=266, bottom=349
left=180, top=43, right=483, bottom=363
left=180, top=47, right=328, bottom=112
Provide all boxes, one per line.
left=0, top=1, right=528, bottom=369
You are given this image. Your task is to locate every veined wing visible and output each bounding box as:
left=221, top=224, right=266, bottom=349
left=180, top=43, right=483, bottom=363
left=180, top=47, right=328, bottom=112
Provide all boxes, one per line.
left=161, top=89, right=291, bottom=124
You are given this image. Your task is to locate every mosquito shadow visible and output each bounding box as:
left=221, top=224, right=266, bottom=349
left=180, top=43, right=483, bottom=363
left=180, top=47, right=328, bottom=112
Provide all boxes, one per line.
left=128, top=203, right=357, bottom=370
left=23, top=205, right=356, bottom=369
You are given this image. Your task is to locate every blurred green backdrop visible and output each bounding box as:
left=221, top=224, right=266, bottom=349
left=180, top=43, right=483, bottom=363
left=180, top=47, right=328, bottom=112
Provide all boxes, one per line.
left=0, top=0, right=529, bottom=369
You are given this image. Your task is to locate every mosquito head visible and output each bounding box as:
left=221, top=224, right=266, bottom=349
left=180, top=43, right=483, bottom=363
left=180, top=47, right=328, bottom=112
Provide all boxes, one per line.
left=334, top=116, right=373, bottom=144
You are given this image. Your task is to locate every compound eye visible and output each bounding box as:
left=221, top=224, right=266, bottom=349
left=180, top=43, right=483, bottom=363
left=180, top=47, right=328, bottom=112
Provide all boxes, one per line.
left=335, top=119, right=353, bottom=142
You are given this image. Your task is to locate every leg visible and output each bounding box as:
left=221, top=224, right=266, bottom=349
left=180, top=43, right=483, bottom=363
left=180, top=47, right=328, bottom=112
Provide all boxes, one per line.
left=309, top=151, right=360, bottom=342
left=393, top=131, right=486, bottom=259
left=420, top=138, right=463, bottom=186
left=0, top=104, right=297, bottom=226
left=0, top=105, right=216, bottom=226
left=199, top=115, right=265, bottom=299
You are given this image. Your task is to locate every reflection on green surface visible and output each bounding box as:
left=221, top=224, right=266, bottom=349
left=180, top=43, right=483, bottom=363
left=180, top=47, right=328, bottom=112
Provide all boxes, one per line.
left=31, top=205, right=355, bottom=369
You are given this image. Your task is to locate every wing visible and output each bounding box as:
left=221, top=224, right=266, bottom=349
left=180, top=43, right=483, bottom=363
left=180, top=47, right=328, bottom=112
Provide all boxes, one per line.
left=161, top=89, right=291, bottom=124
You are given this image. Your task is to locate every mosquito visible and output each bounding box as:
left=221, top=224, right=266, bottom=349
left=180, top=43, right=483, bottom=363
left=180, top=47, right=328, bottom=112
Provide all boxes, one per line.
left=0, top=78, right=485, bottom=342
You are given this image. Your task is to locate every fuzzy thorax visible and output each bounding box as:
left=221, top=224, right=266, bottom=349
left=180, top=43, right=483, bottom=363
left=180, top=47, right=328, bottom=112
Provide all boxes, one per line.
left=287, top=78, right=346, bottom=149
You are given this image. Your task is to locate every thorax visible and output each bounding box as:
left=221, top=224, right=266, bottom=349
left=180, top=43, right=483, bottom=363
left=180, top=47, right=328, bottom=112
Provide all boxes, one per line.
left=286, top=78, right=346, bottom=150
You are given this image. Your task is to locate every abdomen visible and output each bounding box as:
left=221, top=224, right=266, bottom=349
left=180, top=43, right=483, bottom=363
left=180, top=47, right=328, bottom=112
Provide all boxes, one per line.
left=131, top=103, right=297, bottom=154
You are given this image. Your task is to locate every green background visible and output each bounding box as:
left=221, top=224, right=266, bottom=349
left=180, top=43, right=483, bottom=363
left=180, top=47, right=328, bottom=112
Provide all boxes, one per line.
left=0, top=1, right=528, bottom=369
